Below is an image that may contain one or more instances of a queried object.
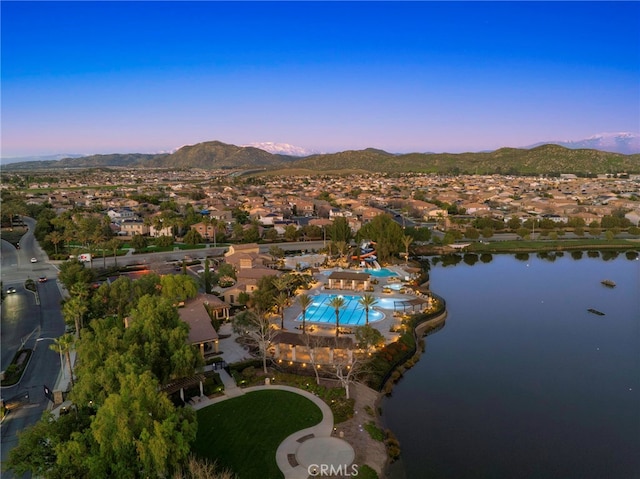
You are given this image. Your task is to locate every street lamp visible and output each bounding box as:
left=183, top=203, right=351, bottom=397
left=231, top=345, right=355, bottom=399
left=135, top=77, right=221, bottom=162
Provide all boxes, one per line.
left=36, top=337, right=65, bottom=380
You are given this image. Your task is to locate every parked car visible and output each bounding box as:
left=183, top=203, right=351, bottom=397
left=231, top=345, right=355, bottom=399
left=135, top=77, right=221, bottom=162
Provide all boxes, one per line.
left=6, top=287, right=17, bottom=294
left=38, top=276, right=47, bottom=283
left=30, top=257, right=37, bottom=263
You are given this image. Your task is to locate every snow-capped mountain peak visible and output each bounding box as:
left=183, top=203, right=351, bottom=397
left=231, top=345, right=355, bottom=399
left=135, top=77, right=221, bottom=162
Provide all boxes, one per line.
left=526, top=132, right=640, bottom=154
left=243, top=142, right=317, bottom=157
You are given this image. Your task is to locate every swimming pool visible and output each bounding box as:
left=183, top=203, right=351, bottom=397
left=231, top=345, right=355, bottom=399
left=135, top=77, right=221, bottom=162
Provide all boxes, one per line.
left=363, top=268, right=398, bottom=277
left=318, top=268, right=398, bottom=278
left=298, top=294, right=385, bottom=326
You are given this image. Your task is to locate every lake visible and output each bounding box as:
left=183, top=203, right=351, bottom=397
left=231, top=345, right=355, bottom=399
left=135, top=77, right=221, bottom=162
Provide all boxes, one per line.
left=382, top=252, right=640, bottom=479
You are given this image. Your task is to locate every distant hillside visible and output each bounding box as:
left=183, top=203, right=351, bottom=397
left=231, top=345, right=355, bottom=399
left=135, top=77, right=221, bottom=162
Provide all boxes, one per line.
left=3, top=141, right=638, bottom=175
left=153, top=141, right=295, bottom=169
left=2, top=141, right=294, bottom=171
left=4, top=153, right=164, bottom=170
left=0, top=153, right=84, bottom=165
left=286, top=144, right=640, bottom=175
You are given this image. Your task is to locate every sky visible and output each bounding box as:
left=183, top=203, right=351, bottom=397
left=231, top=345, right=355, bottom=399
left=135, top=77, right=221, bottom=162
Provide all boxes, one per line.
left=2, top=1, right=639, bottom=158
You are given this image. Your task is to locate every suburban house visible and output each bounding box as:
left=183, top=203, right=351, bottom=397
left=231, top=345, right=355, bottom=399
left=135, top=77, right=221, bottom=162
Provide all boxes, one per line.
left=219, top=243, right=281, bottom=304
left=107, top=208, right=136, bottom=222
left=149, top=224, right=174, bottom=237
left=224, top=243, right=273, bottom=270
left=119, top=219, right=149, bottom=236
left=190, top=221, right=224, bottom=242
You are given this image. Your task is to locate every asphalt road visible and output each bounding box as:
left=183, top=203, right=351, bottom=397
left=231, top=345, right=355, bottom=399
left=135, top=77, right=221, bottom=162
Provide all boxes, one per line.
left=83, top=240, right=328, bottom=271
left=1, top=218, right=65, bottom=478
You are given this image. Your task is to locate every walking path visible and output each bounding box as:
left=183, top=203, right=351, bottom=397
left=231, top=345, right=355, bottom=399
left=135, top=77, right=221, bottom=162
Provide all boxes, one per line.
left=191, top=374, right=354, bottom=479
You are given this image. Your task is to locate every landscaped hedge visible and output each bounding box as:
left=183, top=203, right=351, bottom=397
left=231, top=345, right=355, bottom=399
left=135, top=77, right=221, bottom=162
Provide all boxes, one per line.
left=365, top=332, right=416, bottom=391
left=365, top=292, right=447, bottom=392
left=1, top=349, right=32, bottom=387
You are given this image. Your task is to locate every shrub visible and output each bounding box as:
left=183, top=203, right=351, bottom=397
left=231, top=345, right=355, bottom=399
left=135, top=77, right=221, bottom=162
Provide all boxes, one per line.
left=384, top=430, right=401, bottom=462
left=356, top=464, right=379, bottom=479
left=364, top=421, right=385, bottom=441
left=203, top=375, right=224, bottom=395
left=330, top=397, right=355, bottom=424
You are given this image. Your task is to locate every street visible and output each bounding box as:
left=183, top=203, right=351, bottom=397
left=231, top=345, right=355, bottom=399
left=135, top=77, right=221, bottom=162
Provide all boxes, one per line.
left=1, top=218, right=65, bottom=478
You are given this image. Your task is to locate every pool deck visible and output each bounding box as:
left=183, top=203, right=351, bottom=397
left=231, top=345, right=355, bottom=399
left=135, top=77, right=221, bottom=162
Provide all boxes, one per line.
left=281, top=264, right=423, bottom=343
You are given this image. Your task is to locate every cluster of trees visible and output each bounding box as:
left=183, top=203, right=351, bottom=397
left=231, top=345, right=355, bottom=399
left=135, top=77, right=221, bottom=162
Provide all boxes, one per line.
left=7, top=265, right=206, bottom=478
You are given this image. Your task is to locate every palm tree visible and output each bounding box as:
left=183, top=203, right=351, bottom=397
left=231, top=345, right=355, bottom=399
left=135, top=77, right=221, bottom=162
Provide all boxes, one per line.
left=358, top=293, right=378, bottom=326
left=50, top=334, right=76, bottom=386
left=62, top=296, right=88, bottom=338
left=402, top=234, right=414, bottom=265
left=335, top=241, right=348, bottom=264
left=91, top=231, right=107, bottom=268
left=207, top=217, right=225, bottom=247
left=107, top=238, right=121, bottom=267
left=46, top=230, right=64, bottom=255
left=328, top=296, right=346, bottom=338
left=297, top=294, right=313, bottom=334
left=272, top=276, right=290, bottom=297
left=63, top=229, right=75, bottom=252
left=274, top=292, right=289, bottom=329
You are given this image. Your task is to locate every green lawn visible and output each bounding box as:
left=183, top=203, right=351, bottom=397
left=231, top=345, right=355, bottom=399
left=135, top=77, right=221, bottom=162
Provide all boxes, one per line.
left=193, top=390, right=323, bottom=479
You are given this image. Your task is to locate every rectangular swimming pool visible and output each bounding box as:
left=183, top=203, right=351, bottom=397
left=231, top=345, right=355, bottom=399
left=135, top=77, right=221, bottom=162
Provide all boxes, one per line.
left=298, top=294, right=385, bottom=326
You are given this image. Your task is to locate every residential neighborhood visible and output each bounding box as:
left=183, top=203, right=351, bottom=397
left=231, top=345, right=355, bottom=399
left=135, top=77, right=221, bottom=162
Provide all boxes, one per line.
left=3, top=169, right=639, bottom=247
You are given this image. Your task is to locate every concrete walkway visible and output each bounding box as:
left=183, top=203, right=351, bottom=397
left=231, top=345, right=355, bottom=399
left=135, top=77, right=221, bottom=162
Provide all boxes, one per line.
left=191, top=379, right=354, bottom=479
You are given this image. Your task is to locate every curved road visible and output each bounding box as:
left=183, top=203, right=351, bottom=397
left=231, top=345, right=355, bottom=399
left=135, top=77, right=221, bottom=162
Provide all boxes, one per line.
left=1, top=217, right=65, bottom=479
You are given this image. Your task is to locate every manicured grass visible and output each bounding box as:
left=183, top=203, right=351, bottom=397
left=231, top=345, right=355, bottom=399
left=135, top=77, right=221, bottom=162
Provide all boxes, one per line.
left=0, top=227, right=28, bottom=244
left=193, top=390, right=323, bottom=479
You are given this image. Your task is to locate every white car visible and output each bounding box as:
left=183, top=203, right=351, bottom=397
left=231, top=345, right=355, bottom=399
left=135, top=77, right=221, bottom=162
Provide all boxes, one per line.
left=30, top=257, right=37, bottom=263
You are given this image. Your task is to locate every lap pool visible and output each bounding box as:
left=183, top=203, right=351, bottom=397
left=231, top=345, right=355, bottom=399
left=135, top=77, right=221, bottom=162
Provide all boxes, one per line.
left=298, top=294, right=385, bottom=326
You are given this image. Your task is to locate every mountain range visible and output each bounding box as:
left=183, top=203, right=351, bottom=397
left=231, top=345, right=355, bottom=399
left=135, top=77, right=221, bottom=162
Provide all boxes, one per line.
left=525, top=132, right=640, bottom=155
left=3, top=136, right=639, bottom=175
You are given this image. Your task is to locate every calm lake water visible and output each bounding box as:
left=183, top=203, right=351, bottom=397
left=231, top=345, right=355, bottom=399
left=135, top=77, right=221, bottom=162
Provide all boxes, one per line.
left=382, top=253, right=640, bottom=479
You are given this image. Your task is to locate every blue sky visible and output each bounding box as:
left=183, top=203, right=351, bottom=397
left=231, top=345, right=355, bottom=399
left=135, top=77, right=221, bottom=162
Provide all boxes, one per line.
left=2, top=1, right=639, bottom=157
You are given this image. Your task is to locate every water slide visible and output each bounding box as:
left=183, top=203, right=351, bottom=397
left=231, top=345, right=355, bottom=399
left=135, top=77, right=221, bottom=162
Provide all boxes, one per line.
left=353, top=250, right=377, bottom=260
left=352, top=241, right=378, bottom=263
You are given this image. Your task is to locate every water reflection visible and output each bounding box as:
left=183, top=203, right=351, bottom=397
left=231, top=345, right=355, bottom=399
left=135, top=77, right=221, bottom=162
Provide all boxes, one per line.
left=431, top=249, right=639, bottom=266
left=382, top=254, right=640, bottom=479
left=514, top=252, right=529, bottom=262
left=462, top=253, right=478, bottom=266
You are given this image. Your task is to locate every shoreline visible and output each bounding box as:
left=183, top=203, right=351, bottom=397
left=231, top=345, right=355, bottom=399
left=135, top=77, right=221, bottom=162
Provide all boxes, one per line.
left=353, top=303, right=448, bottom=478
left=415, top=239, right=640, bottom=256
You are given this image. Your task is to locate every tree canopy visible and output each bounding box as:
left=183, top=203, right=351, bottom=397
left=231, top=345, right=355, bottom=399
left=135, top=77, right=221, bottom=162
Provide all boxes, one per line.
left=356, top=214, right=404, bottom=263
left=7, top=273, right=201, bottom=478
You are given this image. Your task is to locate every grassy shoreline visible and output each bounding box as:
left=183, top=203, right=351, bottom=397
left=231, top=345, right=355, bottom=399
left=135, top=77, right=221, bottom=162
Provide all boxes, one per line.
left=418, top=238, right=639, bottom=255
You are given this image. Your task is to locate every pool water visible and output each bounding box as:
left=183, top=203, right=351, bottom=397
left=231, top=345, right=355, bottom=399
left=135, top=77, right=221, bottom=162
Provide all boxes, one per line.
left=298, top=294, right=385, bottom=325
left=363, top=268, right=398, bottom=277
